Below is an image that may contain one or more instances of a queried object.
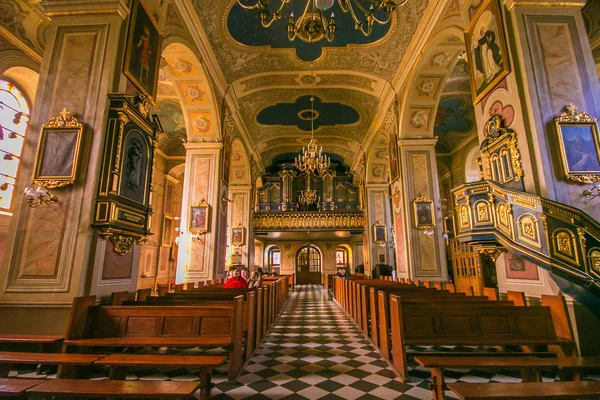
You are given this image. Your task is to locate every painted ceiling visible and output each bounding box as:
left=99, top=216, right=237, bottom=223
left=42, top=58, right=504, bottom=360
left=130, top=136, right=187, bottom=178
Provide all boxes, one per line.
left=433, top=58, right=476, bottom=154
left=256, top=95, right=360, bottom=131
left=190, top=0, right=431, bottom=166
left=154, top=99, right=186, bottom=156
left=228, top=2, right=391, bottom=62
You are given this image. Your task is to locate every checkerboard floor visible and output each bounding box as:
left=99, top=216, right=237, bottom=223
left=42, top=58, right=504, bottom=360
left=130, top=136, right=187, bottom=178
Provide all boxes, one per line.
left=8, top=284, right=599, bottom=399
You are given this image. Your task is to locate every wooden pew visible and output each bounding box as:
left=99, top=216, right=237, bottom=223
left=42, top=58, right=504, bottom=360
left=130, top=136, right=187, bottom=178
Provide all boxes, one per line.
left=0, top=334, right=65, bottom=375
left=95, top=354, right=226, bottom=399
left=136, top=288, right=152, bottom=301
left=375, top=289, right=514, bottom=359
left=447, top=381, right=600, bottom=400
left=26, top=379, right=203, bottom=399
left=128, top=289, right=259, bottom=362
left=483, top=287, right=499, bottom=301
left=0, top=352, right=107, bottom=378
left=507, top=290, right=527, bottom=306
left=415, top=355, right=559, bottom=400
left=0, top=378, right=45, bottom=397
left=388, top=296, right=577, bottom=382
left=61, top=295, right=244, bottom=381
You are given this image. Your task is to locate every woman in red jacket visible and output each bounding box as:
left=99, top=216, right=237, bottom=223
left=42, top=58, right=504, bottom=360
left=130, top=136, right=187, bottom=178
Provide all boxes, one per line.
left=223, top=269, right=247, bottom=289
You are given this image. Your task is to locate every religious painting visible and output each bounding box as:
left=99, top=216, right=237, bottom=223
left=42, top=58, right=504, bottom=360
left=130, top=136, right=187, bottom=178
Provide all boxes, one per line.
left=554, top=105, right=600, bottom=183
left=161, top=216, right=173, bottom=247
left=119, top=129, right=150, bottom=205
left=464, top=0, right=510, bottom=104
left=413, top=194, right=435, bottom=229
left=231, top=224, right=245, bottom=247
left=164, top=181, right=174, bottom=215
left=373, top=222, right=387, bottom=245
left=32, top=110, right=84, bottom=189
left=388, top=132, right=400, bottom=183
left=123, top=0, right=163, bottom=100
left=190, top=199, right=209, bottom=234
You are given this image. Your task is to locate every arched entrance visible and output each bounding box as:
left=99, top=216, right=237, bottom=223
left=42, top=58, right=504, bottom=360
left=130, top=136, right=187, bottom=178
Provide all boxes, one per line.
left=296, top=245, right=322, bottom=284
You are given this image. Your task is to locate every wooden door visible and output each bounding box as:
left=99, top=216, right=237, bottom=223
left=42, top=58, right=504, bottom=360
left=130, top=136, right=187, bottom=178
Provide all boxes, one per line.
left=296, top=246, right=322, bottom=284
left=449, top=239, right=484, bottom=295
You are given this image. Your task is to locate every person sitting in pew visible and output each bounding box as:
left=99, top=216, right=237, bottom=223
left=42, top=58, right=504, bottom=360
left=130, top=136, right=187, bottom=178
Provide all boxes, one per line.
left=241, top=268, right=250, bottom=284
left=336, top=268, right=349, bottom=279
left=224, top=269, right=248, bottom=289
left=248, top=271, right=261, bottom=289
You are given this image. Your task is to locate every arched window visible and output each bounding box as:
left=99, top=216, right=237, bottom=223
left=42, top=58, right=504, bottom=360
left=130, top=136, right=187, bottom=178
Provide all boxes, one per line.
left=267, top=246, right=281, bottom=273
left=0, top=80, right=30, bottom=213
left=335, top=246, right=348, bottom=268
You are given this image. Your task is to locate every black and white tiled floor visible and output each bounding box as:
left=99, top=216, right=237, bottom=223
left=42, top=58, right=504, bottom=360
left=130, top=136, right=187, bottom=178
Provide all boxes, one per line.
left=8, top=284, right=599, bottom=399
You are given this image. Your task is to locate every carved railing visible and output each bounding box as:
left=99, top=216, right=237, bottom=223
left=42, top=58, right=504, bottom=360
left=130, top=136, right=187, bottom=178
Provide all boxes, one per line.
left=253, top=211, right=365, bottom=231
left=453, top=181, right=600, bottom=294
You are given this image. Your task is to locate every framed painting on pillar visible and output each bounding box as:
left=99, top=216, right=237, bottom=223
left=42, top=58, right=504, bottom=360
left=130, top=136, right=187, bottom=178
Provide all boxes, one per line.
left=413, top=194, right=435, bottom=229
left=123, top=0, right=162, bottom=100
left=388, top=132, right=400, bottom=183
left=464, top=0, right=510, bottom=104
left=231, top=224, right=245, bottom=247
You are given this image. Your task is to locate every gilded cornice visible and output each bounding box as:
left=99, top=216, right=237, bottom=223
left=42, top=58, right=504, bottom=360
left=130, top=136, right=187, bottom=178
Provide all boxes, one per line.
left=0, top=0, right=49, bottom=63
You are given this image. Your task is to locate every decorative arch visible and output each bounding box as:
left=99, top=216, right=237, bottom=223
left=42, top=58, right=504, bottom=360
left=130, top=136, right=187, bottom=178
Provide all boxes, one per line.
left=295, top=244, right=323, bottom=284
left=1, top=66, right=39, bottom=106
left=264, top=244, right=282, bottom=273
left=229, top=137, right=252, bottom=186
left=159, top=42, right=221, bottom=143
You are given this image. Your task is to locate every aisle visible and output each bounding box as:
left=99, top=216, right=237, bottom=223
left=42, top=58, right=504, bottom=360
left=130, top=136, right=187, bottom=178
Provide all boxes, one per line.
left=213, top=284, right=429, bottom=399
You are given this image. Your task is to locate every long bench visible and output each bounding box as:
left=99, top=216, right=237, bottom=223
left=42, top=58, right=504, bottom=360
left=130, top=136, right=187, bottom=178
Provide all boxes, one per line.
left=0, top=378, right=45, bottom=398
left=26, top=379, right=203, bottom=399
left=414, top=355, right=560, bottom=400
left=126, top=289, right=259, bottom=361
left=61, top=295, right=244, bottom=381
left=0, top=352, right=107, bottom=378
left=389, top=295, right=577, bottom=382
left=447, top=381, right=600, bottom=399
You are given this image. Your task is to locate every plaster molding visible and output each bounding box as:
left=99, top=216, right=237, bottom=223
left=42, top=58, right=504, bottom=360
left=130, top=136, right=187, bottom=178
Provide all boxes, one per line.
left=505, top=0, right=585, bottom=10
left=398, top=138, right=439, bottom=147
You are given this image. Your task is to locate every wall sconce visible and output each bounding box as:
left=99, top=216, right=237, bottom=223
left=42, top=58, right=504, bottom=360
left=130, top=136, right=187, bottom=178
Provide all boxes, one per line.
left=583, top=184, right=600, bottom=201
left=24, top=184, right=57, bottom=208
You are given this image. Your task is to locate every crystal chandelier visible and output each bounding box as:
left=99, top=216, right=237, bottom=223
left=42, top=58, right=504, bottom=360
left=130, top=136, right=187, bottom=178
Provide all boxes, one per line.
left=236, top=0, right=402, bottom=43
left=294, top=96, right=331, bottom=176
left=299, top=175, right=319, bottom=205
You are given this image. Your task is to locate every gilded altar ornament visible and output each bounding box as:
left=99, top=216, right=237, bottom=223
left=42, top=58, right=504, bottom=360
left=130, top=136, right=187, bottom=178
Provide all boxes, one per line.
left=480, top=113, right=524, bottom=184
left=554, top=104, right=600, bottom=184
left=32, top=109, right=84, bottom=189
left=589, top=249, right=600, bottom=275
left=476, top=245, right=507, bottom=263
left=108, top=233, right=137, bottom=255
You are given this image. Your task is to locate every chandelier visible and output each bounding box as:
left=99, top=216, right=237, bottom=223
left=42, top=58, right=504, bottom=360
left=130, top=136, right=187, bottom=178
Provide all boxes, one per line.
left=294, top=96, right=331, bottom=176
left=299, top=174, right=319, bottom=205
left=236, top=0, right=402, bottom=43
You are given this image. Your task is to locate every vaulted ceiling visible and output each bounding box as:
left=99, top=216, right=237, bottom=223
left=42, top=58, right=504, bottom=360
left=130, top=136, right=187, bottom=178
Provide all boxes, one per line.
left=188, top=0, right=432, bottom=167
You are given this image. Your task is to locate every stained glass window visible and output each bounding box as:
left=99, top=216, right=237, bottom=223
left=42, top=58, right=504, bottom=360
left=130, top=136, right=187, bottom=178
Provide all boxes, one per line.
left=0, top=80, right=30, bottom=213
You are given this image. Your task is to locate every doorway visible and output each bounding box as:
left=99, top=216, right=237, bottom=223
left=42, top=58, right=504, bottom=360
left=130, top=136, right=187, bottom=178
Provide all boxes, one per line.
left=296, top=245, right=322, bottom=284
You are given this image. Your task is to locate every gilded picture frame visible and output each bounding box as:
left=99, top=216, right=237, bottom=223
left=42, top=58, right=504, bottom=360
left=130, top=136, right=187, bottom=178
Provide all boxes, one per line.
left=161, top=215, right=173, bottom=247
left=554, top=104, right=600, bottom=184
left=231, top=224, right=245, bottom=247
left=388, top=132, right=400, bottom=183
left=464, top=0, right=510, bottom=104
left=413, top=194, right=435, bottom=229
left=373, top=221, right=387, bottom=245
left=190, top=199, right=210, bottom=235
left=123, top=0, right=162, bottom=101
left=32, top=109, right=84, bottom=189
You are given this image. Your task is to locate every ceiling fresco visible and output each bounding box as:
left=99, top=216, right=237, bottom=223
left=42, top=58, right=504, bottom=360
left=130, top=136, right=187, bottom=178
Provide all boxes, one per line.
left=154, top=99, right=186, bottom=156
left=192, top=0, right=430, bottom=82
left=256, top=95, right=360, bottom=131
left=434, top=94, right=475, bottom=154
left=238, top=87, right=377, bottom=165
left=227, top=2, right=391, bottom=62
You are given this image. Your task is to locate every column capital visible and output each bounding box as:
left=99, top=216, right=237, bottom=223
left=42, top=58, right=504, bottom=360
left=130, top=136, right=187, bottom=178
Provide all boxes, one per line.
left=184, top=141, right=224, bottom=151
left=398, top=138, right=438, bottom=148
left=504, top=0, right=585, bottom=11
left=41, top=0, right=129, bottom=19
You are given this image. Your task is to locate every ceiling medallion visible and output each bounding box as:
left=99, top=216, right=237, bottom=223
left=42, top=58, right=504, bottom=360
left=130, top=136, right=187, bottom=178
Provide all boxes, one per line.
left=298, top=109, right=320, bottom=121
left=237, top=0, right=402, bottom=43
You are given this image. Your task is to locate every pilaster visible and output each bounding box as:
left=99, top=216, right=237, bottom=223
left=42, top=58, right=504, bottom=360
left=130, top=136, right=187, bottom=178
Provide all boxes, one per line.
left=397, top=138, right=447, bottom=281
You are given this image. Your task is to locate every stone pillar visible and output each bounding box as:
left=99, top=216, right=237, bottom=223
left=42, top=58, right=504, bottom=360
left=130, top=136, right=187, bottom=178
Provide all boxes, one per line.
left=227, top=184, right=253, bottom=267
left=365, top=183, right=395, bottom=276
left=397, top=138, right=447, bottom=282
left=501, top=0, right=600, bottom=220
left=0, top=0, right=131, bottom=334
left=176, top=142, right=225, bottom=283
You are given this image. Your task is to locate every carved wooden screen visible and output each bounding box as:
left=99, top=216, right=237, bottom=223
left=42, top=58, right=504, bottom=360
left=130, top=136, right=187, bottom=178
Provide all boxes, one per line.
left=449, top=239, right=483, bottom=296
